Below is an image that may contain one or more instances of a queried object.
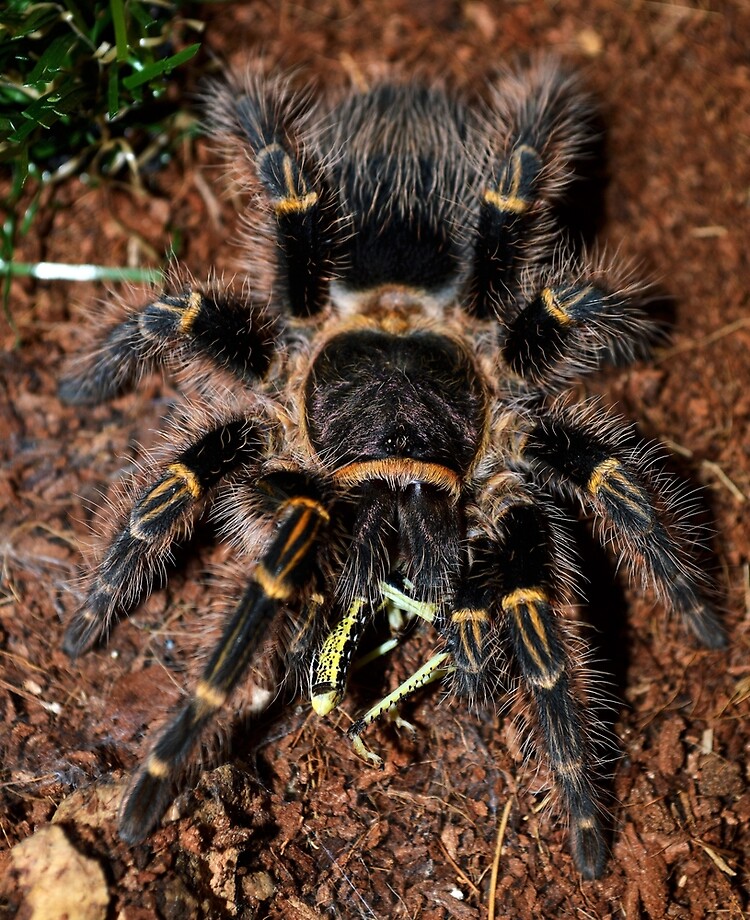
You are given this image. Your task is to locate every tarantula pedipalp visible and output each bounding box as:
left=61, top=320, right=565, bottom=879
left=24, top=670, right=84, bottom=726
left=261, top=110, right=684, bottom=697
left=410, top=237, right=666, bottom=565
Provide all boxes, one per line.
left=60, top=59, right=725, bottom=881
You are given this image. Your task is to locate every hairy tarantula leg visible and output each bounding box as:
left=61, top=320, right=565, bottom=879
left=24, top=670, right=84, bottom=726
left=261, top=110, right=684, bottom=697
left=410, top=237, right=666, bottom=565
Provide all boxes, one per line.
left=119, top=486, right=330, bottom=844
left=283, top=587, right=326, bottom=673
left=223, top=87, right=328, bottom=316
left=63, top=419, right=262, bottom=657
left=503, top=278, right=652, bottom=387
left=471, top=63, right=595, bottom=317
left=471, top=142, right=543, bottom=317
left=496, top=501, right=606, bottom=880
left=441, top=537, right=500, bottom=697
left=524, top=412, right=726, bottom=648
left=59, top=287, right=279, bottom=405
left=347, top=651, right=454, bottom=768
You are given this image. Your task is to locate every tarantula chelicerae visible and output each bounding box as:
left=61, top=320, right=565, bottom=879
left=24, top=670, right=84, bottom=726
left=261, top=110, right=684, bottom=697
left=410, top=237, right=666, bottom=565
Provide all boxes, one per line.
left=60, top=59, right=724, bottom=880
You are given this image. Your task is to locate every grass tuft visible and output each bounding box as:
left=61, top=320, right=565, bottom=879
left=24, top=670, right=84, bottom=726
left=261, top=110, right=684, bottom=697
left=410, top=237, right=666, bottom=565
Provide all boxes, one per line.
left=1, top=0, right=204, bottom=315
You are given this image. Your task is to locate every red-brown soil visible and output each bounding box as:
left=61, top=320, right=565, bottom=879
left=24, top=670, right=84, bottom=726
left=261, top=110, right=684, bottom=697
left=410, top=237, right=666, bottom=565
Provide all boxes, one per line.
left=2, top=2, right=749, bottom=918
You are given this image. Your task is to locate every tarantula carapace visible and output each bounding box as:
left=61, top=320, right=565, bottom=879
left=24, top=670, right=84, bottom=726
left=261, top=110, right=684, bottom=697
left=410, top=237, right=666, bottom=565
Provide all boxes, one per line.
left=60, top=59, right=724, bottom=880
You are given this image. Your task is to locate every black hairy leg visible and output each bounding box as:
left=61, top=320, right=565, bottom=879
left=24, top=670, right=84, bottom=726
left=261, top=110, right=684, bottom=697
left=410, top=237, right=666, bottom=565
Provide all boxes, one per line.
left=493, top=498, right=605, bottom=880
left=502, top=259, right=654, bottom=389
left=470, top=61, right=597, bottom=317
left=63, top=418, right=262, bottom=656
left=523, top=404, right=726, bottom=649
left=335, top=485, right=607, bottom=878
left=119, top=470, right=330, bottom=843
left=440, top=534, right=500, bottom=697
left=59, top=285, right=279, bottom=405
left=213, top=74, right=332, bottom=317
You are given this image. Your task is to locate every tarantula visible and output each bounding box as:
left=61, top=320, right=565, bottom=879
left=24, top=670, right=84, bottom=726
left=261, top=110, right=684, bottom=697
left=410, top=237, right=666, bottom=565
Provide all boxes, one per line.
left=60, top=59, right=724, bottom=880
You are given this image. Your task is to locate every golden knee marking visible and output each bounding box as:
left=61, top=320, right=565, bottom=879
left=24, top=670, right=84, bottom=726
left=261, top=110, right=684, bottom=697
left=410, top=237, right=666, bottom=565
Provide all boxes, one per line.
left=129, top=464, right=202, bottom=539
left=146, top=755, right=170, bottom=779
left=526, top=603, right=550, bottom=651
left=255, top=145, right=318, bottom=214
left=458, top=630, right=481, bottom=671
left=280, top=495, right=330, bottom=522
left=167, top=462, right=203, bottom=499
left=541, top=287, right=574, bottom=326
left=143, top=293, right=202, bottom=336
left=277, top=156, right=317, bottom=212
left=513, top=144, right=539, bottom=163
left=502, top=587, right=549, bottom=610
left=195, top=679, right=227, bottom=711
left=135, top=462, right=200, bottom=508
left=275, top=509, right=325, bottom=585
left=587, top=458, right=653, bottom=525
left=512, top=611, right=545, bottom=672
left=541, top=285, right=595, bottom=326
left=553, top=758, right=584, bottom=777
left=483, top=188, right=530, bottom=214
left=254, top=563, right=293, bottom=601
left=453, top=608, right=491, bottom=671
left=252, top=505, right=326, bottom=609
left=587, top=457, right=622, bottom=496
left=282, top=155, right=296, bottom=194
left=256, top=142, right=284, bottom=163
left=484, top=145, right=540, bottom=215
left=179, top=291, right=203, bottom=334
left=281, top=509, right=314, bottom=560
left=528, top=663, right=565, bottom=689
left=150, top=298, right=182, bottom=315
left=507, top=592, right=555, bottom=676
left=451, top=607, right=490, bottom=625
left=274, top=191, right=319, bottom=216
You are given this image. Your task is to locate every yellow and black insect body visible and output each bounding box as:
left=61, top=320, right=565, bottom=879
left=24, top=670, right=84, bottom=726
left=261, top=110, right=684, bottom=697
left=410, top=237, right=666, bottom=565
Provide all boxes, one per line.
left=60, top=59, right=725, bottom=880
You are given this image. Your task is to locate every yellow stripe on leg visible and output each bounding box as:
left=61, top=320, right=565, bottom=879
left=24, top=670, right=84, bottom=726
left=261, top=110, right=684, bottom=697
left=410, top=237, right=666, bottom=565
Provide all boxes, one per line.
left=274, top=191, right=319, bottom=215
left=195, top=679, right=227, bottom=710
left=587, top=457, right=654, bottom=527
left=253, top=563, right=294, bottom=601
left=501, top=587, right=549, bottom=610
